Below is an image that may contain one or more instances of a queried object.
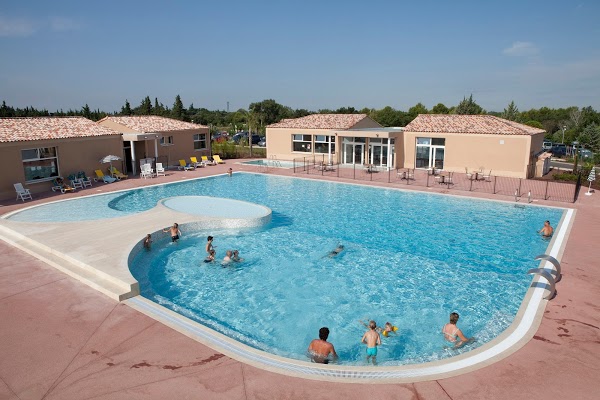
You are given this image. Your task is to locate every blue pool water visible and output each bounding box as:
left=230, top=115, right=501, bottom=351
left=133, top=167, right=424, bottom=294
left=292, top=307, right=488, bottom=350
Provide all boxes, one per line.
left=240, top=159, right=296, bottom=168
left=79, top=173, right=569, bottom=366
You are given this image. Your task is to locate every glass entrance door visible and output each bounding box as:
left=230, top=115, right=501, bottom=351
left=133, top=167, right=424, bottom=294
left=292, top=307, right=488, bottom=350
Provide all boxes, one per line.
left=431, top=146, right=444, bottom=169
left=353, top=144, right=364, bottom=165
left=343, top=142, right=364, bottom=165
left=370, top=144, right=382, bottom=166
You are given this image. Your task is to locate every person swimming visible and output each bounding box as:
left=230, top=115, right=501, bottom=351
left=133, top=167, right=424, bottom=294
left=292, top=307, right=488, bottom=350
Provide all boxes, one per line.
left=359, top=320, right=398, bottom=337
left=328, top=244, right=344, bottom=257
left=442, top=312, right=474, bottom=348
left=538, top=220, right=554, bottom=238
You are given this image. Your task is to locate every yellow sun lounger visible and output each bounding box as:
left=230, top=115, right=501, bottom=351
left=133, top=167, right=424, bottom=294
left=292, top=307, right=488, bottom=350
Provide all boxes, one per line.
left=189, top=156, right=204, bottom=168
left=108, top=166, right=128, bottom=179
left=178, top=159, right=194, bottom=171
left=95, top=169, right=117, bottom=183
left=212, top=155, right=225, bottom=164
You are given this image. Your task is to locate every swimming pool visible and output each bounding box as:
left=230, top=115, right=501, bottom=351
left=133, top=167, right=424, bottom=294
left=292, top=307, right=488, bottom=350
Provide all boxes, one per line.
left=239, top=159, right=296, bottom=168
left=111, top=173, right=564, bottom=366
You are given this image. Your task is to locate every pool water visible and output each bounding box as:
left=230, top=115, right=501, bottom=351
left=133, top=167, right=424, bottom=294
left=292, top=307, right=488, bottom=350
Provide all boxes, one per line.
left=122, top=173, right=564, bottom=366
left=240, top=159, right=296, bottom=168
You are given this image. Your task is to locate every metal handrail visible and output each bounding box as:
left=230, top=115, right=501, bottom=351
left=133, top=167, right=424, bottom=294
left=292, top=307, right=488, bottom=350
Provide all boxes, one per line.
left=534, top=254, right=562, bottom=282
left=527, top=268, right=556, bottom=300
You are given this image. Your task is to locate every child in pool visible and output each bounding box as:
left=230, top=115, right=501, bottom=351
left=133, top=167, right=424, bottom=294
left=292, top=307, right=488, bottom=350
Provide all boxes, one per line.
left=204, top=249, right=216, bottom=263
left=359, top=320, right=399, bottom=337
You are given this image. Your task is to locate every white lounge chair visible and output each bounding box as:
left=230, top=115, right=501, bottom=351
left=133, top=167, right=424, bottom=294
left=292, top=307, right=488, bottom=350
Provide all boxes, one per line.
left=155, top=162, right=166, bottom=176
left=482, top=169, right=492, bottom=182
left=14, top=183, right=32, bottom=202
left=140, top=163, right=155, bottom=178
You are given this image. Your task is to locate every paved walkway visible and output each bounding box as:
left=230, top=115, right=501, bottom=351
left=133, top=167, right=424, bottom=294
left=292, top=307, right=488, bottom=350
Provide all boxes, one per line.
left=1, top=162, right=599, bottom=399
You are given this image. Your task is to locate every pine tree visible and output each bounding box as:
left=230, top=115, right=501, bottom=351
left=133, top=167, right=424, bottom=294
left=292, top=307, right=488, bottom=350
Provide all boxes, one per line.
left=121, top=100, right=132, bottom=115
left=172, top=95, right=184, bottom=120
left=501, top=101, right=520, bottom=121
left=454, top=94, right=484, bottom=115
left=138, top=96, right=152, bottom=115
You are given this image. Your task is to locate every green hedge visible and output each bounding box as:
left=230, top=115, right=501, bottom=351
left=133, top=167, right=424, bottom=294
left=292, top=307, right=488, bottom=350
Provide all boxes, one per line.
left=211, top=142, right=266, bottom=159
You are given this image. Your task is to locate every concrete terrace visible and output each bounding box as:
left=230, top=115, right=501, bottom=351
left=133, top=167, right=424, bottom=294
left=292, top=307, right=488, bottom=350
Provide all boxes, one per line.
left=1, top=161, right=599, bottom=400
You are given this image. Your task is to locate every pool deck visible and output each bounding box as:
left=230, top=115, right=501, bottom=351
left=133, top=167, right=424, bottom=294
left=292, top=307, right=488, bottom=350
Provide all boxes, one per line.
left=1, top=161, right=599, bottom=399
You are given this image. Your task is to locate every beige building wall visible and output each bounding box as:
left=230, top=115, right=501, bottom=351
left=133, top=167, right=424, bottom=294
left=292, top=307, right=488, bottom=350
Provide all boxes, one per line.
left=402, top=132, right=534, bottom=178
left=266, top=128, right=338, bottom=162
left=0, top=135, right=123, bottom=199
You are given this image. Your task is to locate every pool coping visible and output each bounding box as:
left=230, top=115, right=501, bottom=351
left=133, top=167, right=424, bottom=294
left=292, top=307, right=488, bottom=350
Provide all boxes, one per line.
left=0, top=171, right=575, bottom=383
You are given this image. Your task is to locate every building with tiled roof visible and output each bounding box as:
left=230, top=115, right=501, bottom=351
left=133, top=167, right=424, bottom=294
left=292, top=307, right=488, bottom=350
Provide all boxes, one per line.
left=97, top=115, right=210, bottom=176
left=266, top=114, right=386, bottom=163
left=404, top=114, right=545, bottom=135
left=268, top=114, right=376, bottom=130
left=266, top=112, right=545, bottom=179
left=98, top=116, right=208, bottom=133
left=0, top=117, right=120, bottom=143
left=0, top=117, right=124, bottom=198
left=403, top=114, right=546, bottom=178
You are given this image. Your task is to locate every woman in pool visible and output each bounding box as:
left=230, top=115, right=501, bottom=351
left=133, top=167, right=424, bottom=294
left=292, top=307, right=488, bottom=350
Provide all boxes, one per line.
left=442, top=312, right=474, bottom=348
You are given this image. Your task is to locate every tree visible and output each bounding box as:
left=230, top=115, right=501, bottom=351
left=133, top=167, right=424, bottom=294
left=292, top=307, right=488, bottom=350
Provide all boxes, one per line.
left=249, top=99, right=289, bottom=127
left=523, top=120, right=544, bottom=129
left=569, top=107, right=583, bottom=129
left=408, top=102, right=428, bottom=119
left=171, top=95, right=185, bottom=120
left=578, top=123, right=600, bottom=152
left=431, top=103, right=449, bottom=114
left=120, top=100, right=132, bottom=115
left=372, top=106, right=403, bottom=127
left=81, top=104, right=91, bottom=119
left=137, top=96, right=152, bottom=115
left=501, top=101, right=520, bottom=121
left=454, top=94, right=484, bottom=115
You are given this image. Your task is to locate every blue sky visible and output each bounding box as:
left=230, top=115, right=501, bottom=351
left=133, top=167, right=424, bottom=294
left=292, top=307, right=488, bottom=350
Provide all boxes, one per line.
left=1, top=0, right=599, bottom=113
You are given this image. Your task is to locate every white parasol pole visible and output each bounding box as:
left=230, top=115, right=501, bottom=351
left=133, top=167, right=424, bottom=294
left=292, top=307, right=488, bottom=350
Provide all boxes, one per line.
left=585, top=167, right=596, bottom=195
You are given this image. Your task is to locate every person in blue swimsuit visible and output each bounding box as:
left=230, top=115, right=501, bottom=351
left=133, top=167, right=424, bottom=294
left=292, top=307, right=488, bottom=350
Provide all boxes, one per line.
left=361, top=320, right=381, bottom=365
left=442, top=312, right=474, bottom=348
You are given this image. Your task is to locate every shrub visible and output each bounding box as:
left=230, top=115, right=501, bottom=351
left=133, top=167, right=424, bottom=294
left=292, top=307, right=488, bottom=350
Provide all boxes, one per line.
left=552, top=172, right=578, bottom=182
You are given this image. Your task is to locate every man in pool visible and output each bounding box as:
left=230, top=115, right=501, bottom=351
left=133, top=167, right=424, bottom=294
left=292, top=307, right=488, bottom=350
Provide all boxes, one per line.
left=538, top=220, right=554, bottom=238
left=307, top=327, right=338, bottom=364
left=361, top=320, right=381, bottom=365
left=328, top=244, right=344, bottom=257
left=163, top=223, right=181, bottom=242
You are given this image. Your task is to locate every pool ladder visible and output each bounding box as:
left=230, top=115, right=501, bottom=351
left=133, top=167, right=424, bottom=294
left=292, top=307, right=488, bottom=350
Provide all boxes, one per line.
left=527, top=254, right=561, bottom=300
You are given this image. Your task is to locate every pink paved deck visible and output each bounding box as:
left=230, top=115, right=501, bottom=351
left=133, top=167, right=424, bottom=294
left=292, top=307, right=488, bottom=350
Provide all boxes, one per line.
left=1, top=162, right=599, bottom=399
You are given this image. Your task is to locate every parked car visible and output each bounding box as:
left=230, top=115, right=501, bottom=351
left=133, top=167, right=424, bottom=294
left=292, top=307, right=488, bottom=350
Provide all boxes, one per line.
left=231, top=132, right=248, bottom=143
left=578, top=149, right=594, bottom=159
left=542, top=141, right=553, bottom=150
left=257, top=137, right=266, bottom=147
left=550, top=143, right=567, bottom=157
left=211, top=132, right=228, bottom=142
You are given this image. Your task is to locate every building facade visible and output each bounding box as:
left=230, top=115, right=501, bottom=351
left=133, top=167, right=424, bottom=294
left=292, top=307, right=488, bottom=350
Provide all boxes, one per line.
left=0, top=117, right=123, bottom=199
left=97, top=116, right=209, bottom=174
left=266, top=113, right=545, bottom=178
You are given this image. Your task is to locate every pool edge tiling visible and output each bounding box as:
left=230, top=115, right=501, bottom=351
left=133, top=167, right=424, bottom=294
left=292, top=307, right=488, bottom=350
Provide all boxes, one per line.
left=0, top=172, right=574, bottom=383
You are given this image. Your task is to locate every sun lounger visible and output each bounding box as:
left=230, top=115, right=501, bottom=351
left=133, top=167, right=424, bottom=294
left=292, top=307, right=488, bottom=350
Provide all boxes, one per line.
left=95, top=170, right=117, bottom=183
left=108, top=166, right=128, bottom=180
left=14, top=183, right=32, bottom=202
left=178, top=159, right=195, bottom=171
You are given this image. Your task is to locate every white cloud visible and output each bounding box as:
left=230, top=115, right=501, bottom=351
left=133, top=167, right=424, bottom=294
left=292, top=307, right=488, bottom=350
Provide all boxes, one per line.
left=49, top=16, right=80, bottom=32
left=0, top=15, right=80, bottom=38
left=503, top=41, right=539, bottom=57
left=0, top=15, right=37, bottom=37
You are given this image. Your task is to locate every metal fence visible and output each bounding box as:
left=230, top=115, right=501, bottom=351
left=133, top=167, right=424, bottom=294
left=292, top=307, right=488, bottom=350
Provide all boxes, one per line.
left=292, top=156, right=579, bottom=203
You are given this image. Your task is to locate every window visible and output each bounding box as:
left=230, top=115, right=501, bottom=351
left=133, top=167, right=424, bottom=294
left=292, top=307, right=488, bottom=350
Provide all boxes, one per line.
left=292, top=134, right=312, bottom=152
left=160, top=135, right=174, bottom=145
left=193, top=133, right=207, bottom=150
left=22, top=147, right=59, bottom=182
left=314, top=135, right=336, bottom=154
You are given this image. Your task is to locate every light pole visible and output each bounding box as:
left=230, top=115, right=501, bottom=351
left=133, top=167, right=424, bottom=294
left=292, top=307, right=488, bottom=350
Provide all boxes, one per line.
left=572, top=140, right=579, bottom=174
left=561, top=125, right=566, bottom=144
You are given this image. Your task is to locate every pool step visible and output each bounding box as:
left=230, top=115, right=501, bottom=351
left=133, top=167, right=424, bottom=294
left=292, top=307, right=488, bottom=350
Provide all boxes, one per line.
left=0, top=225, right=137, bottom=301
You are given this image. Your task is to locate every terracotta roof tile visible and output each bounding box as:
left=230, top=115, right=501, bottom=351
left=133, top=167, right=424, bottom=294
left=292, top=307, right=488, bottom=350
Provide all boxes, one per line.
left=99, top=116, right=207, bottom=132
left=268, top=114, right=374, bottom=130
left=405, top=114, right=546, bottom=135
left=0, top=117, right=120, bottom=143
